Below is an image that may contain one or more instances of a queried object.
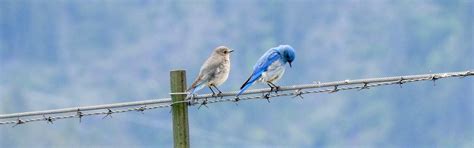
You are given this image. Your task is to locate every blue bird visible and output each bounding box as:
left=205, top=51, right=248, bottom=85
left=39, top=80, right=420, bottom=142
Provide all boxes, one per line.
left=237, top=45, right=296, bottom=96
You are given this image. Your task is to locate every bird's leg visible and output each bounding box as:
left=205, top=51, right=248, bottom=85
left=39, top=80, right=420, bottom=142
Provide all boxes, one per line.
left=212, top=85, right=223, bottom=98
left=208, top=86, right=217, bottom=97
left=266, top=83, right=275, bottom=95
left=267, top=82, right=280, bottom=94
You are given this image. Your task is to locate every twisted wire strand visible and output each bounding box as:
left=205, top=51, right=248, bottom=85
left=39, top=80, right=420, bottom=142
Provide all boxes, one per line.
left=1, top=104, right=172, bottom=126
left=0, top=70, right=472, bottom=126
left=195, top=76, right=434, bottom=106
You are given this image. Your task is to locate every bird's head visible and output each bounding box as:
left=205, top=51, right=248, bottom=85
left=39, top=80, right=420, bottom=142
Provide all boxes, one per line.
left=215, top=46, right=234, bottom=56
left=278, top=45, right=296, bottom=67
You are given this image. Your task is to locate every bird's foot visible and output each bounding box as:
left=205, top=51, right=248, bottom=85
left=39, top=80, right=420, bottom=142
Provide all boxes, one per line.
left=211, top=92, right=217, bottom=97
left=216, top=92, right=224, bottom=99
left=270, top=86, right=280, bottom=94
left=211, top=93, right=224, bottom=99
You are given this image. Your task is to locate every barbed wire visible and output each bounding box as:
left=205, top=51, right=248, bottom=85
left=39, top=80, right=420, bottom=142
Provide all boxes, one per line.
left=0, top=98, right=174, bottom=119
left=1, top=105, right=171, bottom=127
left=0, top=70, right=472, bottom=126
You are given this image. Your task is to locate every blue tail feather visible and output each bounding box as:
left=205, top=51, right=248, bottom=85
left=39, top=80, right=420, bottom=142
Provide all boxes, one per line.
left=237, top=71, right=262, bottom=96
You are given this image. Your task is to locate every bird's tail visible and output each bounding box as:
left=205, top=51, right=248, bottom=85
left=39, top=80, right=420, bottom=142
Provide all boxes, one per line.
left=190, top=83, right=206, bottom=94
left=237, top=72, right=262, bottom=96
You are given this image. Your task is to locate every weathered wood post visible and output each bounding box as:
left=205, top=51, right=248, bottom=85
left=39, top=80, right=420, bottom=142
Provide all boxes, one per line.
left=170, top=70, right=190, bottom=148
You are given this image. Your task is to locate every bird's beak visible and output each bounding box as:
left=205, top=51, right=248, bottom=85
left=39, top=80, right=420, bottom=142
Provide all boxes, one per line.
left=289, top=62, right=292, bottom=68
left=229, top=49, right=234, bottom=53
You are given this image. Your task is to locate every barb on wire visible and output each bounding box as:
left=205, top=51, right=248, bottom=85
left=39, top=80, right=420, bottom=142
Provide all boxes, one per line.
left=0, top=70, right=472, bottom=126
left=329, top=85, right=339, bottom=93
left=136, top=106, right=147, bottom=114
left=359, top=82, right=370, bottom=91
left=292, top=89, right=304, bottom=99
left=430, top=74, right=439, bottom=86
left=12, top=118, right=24, bottom=127
left=197, top=100, right=209, bottom=110
left=261, top=93, right=271, bottom=103
left=43, top=115, right=54, bottom=124
left=76, top=109, right=83, bottom=123
left=397, top=77, right=405, bottom=88
left=233, top=97, right=240, bottom=102
left=102, top=109, right=113, bottom=119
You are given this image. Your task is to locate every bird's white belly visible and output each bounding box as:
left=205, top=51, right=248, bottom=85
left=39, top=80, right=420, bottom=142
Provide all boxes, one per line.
left=259, top=61, right=285, bottom=83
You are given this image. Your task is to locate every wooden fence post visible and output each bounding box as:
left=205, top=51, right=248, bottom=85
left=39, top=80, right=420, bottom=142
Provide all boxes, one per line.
left=170, top=70, right=189, bottom=148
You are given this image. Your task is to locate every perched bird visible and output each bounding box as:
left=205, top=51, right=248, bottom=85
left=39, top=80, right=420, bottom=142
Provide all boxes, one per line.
left=187, top=46, right=234, bottom=102
left=237, top=45, right=295, bottom=96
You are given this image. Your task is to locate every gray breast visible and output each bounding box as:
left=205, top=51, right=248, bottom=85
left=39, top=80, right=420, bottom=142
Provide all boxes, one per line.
left=207, top=58, right=230, bottom=86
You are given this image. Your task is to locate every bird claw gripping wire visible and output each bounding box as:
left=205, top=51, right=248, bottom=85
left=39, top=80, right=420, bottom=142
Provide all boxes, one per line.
left=271, top=86, right=280, bottom=94
left=43, top=115, right=54, bottom=124
left=359, top=82, right=370, bottom=91
left=292, top=89, right=304, bottom=99
left=76, top=109, right=84, bottom=123
left=12, top=118, right=24, bottom=127
left=211, top=92, right=220, bottom=98
left=198, top=99, right=209, bottom=110
left=267, top=82, right=280, bottom=94
left=214, top=92, right=224, bottom=100
left=329, top=85, right=339, bottom=93
left=102, top=109, right=113, bottom=119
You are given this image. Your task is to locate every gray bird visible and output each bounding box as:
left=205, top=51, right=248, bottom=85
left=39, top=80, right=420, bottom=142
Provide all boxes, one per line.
left=187, top=46, right=233, bottom=102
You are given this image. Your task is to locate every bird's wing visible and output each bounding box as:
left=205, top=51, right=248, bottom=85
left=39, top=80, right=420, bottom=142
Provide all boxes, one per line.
left=187, top=74, right=204, bottom=92
left=200, top=54, right=222, bottom=79
left=238, top=49, right=281, bottom=96
left=252, top=48, right=281, bottom=75
left=187, top=54, right=222, bottom=93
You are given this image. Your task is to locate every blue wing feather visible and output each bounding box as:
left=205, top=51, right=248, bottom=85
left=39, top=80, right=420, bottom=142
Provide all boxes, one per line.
left=237, top=49, right=281, bottom=96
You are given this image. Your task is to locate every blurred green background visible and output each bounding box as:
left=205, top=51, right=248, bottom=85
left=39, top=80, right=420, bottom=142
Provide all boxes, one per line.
left=0, top=0, right=473, bottom=147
